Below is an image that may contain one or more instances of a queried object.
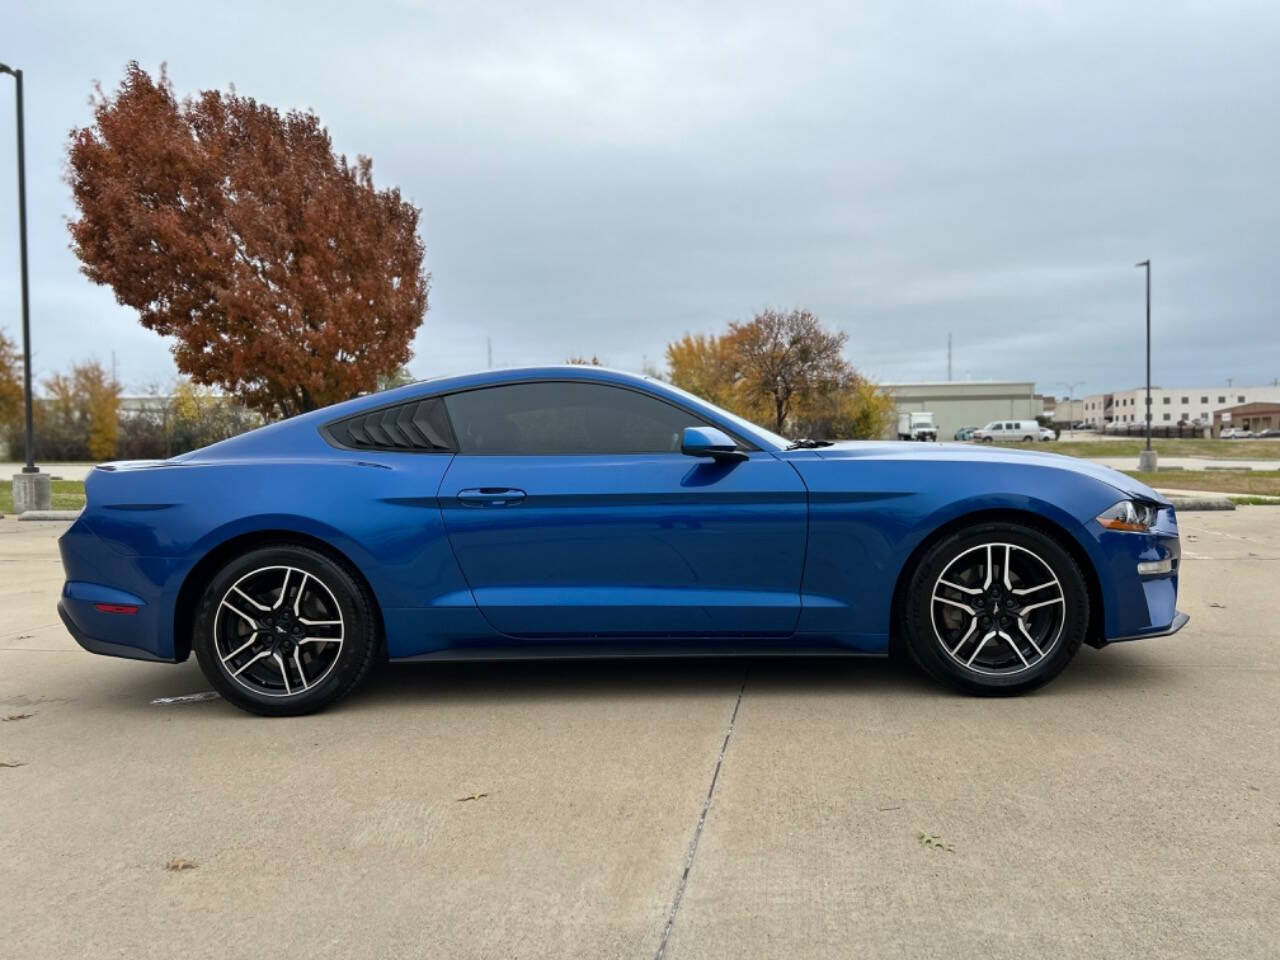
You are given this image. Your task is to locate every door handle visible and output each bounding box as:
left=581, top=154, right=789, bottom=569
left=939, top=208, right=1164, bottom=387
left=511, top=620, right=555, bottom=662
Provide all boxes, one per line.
left=457, top=487, right=527, bottom=507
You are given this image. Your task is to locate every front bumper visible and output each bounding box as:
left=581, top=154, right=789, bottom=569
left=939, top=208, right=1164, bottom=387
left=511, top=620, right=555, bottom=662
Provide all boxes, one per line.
left=1098, top=610, right=1190, bottom=646
left=1090, top=502, right=1186, bottom=646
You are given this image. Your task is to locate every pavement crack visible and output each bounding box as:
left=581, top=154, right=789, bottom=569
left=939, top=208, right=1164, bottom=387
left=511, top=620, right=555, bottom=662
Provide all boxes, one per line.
left=653, top=668, right=747, bottom=960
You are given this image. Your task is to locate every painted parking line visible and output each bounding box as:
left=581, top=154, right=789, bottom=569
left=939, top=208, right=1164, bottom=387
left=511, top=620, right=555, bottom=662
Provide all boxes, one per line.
left=151, top=691, right=221, bottom=705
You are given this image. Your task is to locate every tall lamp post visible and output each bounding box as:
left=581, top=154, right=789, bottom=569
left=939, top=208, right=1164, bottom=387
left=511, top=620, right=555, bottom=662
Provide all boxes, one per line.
left=1, top=61, right=51, bottom=512
left=1135, top=259, right=1157, bottom=472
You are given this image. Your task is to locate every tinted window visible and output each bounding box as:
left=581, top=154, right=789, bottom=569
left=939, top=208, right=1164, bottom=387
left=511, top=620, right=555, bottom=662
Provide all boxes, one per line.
left=444, top=382, right=711, bottom=455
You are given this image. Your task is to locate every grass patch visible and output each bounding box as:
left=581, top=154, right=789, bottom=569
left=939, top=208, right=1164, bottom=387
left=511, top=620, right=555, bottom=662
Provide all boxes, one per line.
left=0, top=479, right=87, bottom=514
left=1228, top=496, right=1280, bottom=506
left=1044, top=438, right=1280, bottom=460
left=1122, top=470, right=1280, bottom=497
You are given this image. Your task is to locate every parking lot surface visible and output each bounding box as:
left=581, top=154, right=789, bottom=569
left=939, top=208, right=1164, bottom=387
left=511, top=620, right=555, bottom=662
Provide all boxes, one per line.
left=2, top=511, right=1278, bottom=959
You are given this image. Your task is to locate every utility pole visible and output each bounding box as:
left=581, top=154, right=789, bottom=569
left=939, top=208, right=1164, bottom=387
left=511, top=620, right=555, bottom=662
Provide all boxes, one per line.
left=1135, top=260, right=1156, bottom=471
left=947, top=333, right=952, bottom=381
left=1, top=61, right=51, bottom=512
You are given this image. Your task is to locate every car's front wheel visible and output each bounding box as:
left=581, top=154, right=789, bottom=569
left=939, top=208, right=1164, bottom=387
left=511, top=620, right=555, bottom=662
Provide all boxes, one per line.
left=901, top=522, right=1089, bottom=695
left=192, top=544, right=380, bottom=716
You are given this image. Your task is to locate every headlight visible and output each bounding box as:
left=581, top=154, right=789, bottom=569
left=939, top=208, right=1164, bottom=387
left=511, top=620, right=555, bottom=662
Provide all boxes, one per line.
left=1096, top=500, right=1160, bottom=533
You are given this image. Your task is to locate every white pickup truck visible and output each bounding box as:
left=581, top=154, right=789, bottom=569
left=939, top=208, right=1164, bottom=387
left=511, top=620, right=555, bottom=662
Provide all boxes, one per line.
left=897, top=411, right=937, bottom=442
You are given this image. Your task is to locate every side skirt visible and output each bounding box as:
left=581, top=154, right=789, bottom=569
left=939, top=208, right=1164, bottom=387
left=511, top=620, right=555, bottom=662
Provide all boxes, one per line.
left=393, top=643, right=887, bottom=663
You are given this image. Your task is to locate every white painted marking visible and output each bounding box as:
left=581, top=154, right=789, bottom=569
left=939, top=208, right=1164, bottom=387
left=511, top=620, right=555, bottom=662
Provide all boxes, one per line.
left=151, top=691, right=221, bottom=706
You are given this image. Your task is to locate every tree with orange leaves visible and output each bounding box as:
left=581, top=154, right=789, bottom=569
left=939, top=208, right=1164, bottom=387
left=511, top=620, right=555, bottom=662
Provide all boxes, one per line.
left=665, top=309, right=894, bottom=439
left=66, top=63, right=429, bottom=420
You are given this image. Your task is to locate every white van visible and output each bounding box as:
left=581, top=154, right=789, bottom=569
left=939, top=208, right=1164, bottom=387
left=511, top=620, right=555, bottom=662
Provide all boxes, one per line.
left=973, top=419, right=1042, bottom=443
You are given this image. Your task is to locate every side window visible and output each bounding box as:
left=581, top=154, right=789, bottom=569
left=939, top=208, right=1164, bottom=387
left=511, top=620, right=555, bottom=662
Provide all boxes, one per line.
left=444, top=382, right=712, bottom=455
left=1005, top=422, right=1015, bottom=430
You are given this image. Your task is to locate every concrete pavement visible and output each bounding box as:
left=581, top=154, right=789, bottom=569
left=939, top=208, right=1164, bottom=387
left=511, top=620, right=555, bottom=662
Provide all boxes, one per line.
left=2, top=511, right=1278, bottom=959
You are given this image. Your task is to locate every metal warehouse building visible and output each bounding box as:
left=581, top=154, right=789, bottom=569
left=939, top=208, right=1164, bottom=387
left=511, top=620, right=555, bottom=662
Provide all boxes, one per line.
left=882, top=381, right=1044, bottom=441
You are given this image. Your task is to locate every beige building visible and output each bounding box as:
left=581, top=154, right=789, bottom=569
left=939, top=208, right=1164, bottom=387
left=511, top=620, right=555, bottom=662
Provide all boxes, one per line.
left=1094, top=386, right=1280, bottom=427
left=1081, top=392, right=1113, bottom=426
left=1046, top=397, right=1086, bottom=424
left=883, top=381, right=1043, bottom=440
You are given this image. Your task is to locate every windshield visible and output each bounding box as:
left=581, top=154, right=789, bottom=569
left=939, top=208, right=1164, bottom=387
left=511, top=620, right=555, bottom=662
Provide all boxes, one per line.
left=650, top=380, right=791, bottom=449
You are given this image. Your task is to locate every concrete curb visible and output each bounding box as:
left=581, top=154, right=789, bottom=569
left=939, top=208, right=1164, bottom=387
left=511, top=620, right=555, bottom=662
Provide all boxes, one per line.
left=17, top=510, right=82, bottom=522
left=1164, top=496, right=1236, bottom=511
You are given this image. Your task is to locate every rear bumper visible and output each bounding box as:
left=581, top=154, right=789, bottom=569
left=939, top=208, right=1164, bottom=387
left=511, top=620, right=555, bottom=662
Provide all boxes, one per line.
left=57, top=599, right=179, bottom=663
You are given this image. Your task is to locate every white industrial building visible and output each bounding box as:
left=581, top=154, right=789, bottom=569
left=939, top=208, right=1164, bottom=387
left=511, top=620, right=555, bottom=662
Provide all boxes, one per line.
left=882, top=381, right=1044, bottom=440
left=1082, top=385, right=1280, bottom=427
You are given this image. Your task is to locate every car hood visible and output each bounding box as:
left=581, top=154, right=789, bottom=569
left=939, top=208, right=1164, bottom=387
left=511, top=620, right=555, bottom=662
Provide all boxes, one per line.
left=805, top=441, right=1169, bottom=504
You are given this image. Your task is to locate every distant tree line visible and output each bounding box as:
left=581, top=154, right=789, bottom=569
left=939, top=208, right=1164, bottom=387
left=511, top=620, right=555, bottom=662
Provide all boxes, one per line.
left=0, top=346, right=258, bottom=462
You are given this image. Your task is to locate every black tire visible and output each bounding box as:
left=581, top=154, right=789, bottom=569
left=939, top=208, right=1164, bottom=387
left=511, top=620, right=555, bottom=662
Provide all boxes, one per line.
left=902, top=521, right=1089, bottom=696
left=192, top=544, right=380, bottom=716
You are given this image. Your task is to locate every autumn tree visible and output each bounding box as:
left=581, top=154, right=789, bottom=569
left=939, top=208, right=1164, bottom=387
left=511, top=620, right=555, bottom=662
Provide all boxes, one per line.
left=66, top=63, right=429, bottom=420
left=0, top=330, right=22, bottom=435
left=727, top=309, right=849, bottom=433
left=664, top=309, right=893, bottom=440
left=42, top=361, right=121, bottom=462
left=665, top=333, right=738, bottom=411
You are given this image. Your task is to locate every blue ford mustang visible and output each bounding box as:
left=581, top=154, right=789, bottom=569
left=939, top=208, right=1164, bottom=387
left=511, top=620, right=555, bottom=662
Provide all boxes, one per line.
left=57, top=366, right=1187, bottom=715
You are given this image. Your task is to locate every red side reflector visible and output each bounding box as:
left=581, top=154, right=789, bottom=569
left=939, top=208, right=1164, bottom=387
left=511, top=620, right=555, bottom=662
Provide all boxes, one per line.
left=94, top=603, right=139, bottom=615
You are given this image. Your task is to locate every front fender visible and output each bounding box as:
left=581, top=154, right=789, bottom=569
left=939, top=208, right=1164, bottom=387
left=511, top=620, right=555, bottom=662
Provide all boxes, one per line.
left=788, top=455, right=1128, bottom=649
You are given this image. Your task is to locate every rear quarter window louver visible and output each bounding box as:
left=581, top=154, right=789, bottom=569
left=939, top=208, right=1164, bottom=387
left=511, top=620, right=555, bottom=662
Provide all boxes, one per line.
left=321, top=397, right=456, bottom=452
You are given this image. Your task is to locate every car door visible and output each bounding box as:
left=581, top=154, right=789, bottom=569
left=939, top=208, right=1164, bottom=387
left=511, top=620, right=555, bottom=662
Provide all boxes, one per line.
left=436, top=380, right=808, bottom=640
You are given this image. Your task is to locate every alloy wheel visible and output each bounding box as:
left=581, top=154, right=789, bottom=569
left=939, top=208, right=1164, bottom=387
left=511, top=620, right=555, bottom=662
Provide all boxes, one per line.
left=213, top=565, right=345, bottom=698
left=930, top=542, right=1066, bottom=677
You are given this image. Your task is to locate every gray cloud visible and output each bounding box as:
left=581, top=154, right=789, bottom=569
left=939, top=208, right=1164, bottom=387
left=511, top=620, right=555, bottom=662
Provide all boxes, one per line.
left=3, top=0, right=1278, bottom=398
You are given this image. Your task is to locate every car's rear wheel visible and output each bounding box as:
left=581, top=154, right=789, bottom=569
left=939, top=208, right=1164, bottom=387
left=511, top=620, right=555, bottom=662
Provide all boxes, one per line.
left=901, top=522, right=1089, bottom=695
left=192, top=544, right=379, bottom=716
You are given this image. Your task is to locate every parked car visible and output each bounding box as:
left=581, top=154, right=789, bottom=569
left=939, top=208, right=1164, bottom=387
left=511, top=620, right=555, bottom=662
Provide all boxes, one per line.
left=1039, top=426, right=1058, bottom=441
left=1221, top=427, right=1254, bottom=439
left=1257, top=428, right=1280, bottom=438
left=57, top=366, right=1187, bottom=715
left=954, top=426, right=978, bottom=441
left=973, top=419, right=1042, bottom=443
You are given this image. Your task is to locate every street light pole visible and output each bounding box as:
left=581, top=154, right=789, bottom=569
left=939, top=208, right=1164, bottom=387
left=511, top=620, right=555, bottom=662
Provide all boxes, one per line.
left=1135, top=260, right=1156, bottom=471
left=1, top=62, right=50, bottom=512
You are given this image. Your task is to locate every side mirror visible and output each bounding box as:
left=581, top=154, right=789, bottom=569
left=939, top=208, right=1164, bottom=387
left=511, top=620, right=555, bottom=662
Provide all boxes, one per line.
left=681, top=426, right=747, bottom=461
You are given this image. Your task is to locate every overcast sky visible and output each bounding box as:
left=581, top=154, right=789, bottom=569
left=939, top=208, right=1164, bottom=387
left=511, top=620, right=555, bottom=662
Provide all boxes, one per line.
left=3, top=0, right=1278, bottom=399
